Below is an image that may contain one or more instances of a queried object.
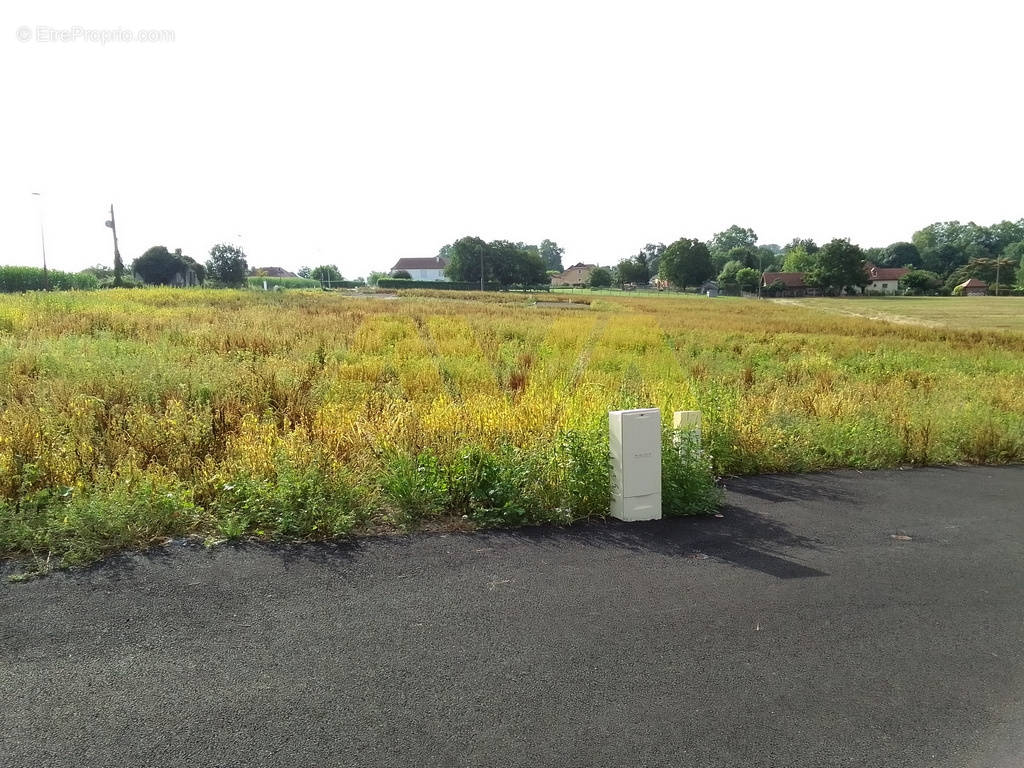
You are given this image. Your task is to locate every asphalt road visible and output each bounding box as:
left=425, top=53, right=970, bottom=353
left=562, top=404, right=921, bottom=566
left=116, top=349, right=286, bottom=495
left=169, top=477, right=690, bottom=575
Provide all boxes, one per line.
left=3, top=466, right=1023, bottom=768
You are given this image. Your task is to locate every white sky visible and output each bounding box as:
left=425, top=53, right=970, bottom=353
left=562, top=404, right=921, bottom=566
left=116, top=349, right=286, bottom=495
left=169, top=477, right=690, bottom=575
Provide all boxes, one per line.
left=2, top=0, right=1022, bottom=276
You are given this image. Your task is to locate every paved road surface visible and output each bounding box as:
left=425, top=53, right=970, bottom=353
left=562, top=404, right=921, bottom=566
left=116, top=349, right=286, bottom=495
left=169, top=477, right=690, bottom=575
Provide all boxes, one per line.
left=3, top=466, right=1023, bottom=767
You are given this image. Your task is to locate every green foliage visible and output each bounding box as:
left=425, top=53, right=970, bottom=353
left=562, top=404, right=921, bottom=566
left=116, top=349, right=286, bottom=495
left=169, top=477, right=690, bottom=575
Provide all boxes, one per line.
left=206, top=243, right=248, bottom=287
left=132, top=246, right=204, bottom=286
left=0, top=470, right=201, bottom=566
left=659, top=238, right=714, bottom=289
left=945, top=258, right=1016, bottom=292
left=443, top=236, right=550, bottom=287
left=781, top=245, right=817, bottom=273
left=309, top=264, right=344, bottom=282
left=709, top=225, right=758, bottom=265
left=588, top=267, right=613, bottom=288
left=662, top=431, right=722, bottom=516
left=245, top=276, right=321, bottom=289
left=614, top=255, right=650, bottom=286
left=735, top=267, right=761, bottom=292
left=805, top=238, right=867, bottom=294
left=782, top=238, right=819, bottom=256
left=211, top=461, right=361, bottom=540
left=899, top=270, right=942, bottom=295
left=378, top=431, right=611, bottom=529
left=0, top=266, right=99, bottom=293
left=717, top=259, right=745, bottom=286
left=539, top=239, right=565, bottom=271
left=391, top=269, right=412, bottom=279
left=882, top=241, right=921, bottom=268
left=81, top=264, right=113, bottom=280
left=376, top=278, right=509, bottom=291
left=366, top=270, right=388, bottom=286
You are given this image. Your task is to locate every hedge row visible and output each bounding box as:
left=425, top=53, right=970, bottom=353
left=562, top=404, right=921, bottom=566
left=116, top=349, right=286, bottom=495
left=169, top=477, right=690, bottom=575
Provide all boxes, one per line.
left=376, top=279, right=550, bottom=292
left=246, top=276, right=320, bottom=289
left=0, top=266, right=99, bottom=293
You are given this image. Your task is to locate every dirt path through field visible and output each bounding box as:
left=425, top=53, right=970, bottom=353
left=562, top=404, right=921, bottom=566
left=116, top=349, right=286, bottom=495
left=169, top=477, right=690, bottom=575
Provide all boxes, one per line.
left=773, top=298, right=947, bottom=328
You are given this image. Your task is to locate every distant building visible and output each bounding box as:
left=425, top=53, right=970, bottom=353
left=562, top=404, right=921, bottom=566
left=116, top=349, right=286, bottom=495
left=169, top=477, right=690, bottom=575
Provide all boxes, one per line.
left=390, top=257, right=448, bottom=281
left=956, top=278, right=988, bottom=296
left=760, top=272, right=819, bottom=297
left=700, top=280, right=719, bottom=297
left=551, top=263, right=597, bottom=287
left=864, top=264, right=910, bottom=295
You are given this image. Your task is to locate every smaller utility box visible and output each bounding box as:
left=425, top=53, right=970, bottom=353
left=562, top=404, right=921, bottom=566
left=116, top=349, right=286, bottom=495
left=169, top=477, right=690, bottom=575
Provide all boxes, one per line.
left=672, top=410, right=702, bottom=448
left=609, top=408, right=662, bottom=521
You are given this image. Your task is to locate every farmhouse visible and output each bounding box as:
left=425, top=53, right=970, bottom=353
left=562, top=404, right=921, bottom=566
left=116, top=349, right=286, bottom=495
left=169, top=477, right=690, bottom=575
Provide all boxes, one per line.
left=551, top=263, right=597, bottom=287
left=760, top=272, right=820, bottom=297
left=864, top=264, right=910, bottom=295
left=390, top=256, right=448, bottom=281
left=956, top=278, right=988, bottom=296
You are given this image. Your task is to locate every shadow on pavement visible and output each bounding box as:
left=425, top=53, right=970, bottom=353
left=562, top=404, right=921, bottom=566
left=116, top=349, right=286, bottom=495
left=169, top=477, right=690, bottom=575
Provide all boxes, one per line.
left=724, top=472, right=856, bottom=504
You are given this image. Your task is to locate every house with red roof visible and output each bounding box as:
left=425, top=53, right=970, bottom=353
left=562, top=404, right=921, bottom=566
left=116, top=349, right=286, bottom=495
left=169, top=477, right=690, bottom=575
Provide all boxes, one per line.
left=955, top=278, right=988, bottom=296
left=864, top=264, right=910, bottom=295
left=760, top=272, right=820, bottom=297
left=390, top=256, right=449, bottom=281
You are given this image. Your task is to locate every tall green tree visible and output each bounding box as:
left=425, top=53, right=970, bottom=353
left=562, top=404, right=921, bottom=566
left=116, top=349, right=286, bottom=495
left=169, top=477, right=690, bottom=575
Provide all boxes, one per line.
left=539, top=239, right=565, bottom=271
left=587, top=267, right=613, bottom=288
left=443, top=236, right=490, bottom=284
left=805, top=238, right=867, bottom=294
left=443, top=236, right=548, bottom=287
left=781, top=245, right=817, bottom=273
left=132, top=246, right=203, bottom=285
left=659, top=238, right=714, bottom=290
left=881, top=241, right=921, bottom=268
left=781, top=238, right=819, bottom=256
left=206, top=243, right=248, bottom=287
left=614, top=256, right=650, bottom=286
left=309, top=265, right=343, bottom=282
left=636, top=243, right=666, bottom=276
left=709, top=225, right=758, bottom=262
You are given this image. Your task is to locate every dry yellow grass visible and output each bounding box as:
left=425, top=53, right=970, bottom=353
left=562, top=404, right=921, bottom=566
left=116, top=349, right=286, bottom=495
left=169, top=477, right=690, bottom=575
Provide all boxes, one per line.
left=1, top=288, right=1022, bottom=564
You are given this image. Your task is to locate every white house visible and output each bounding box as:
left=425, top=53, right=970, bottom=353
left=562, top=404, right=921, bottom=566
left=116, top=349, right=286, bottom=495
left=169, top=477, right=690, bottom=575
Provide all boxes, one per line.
left=864, top=264, right=910, bottom=295
left=390, top=256, right=448, bottom=281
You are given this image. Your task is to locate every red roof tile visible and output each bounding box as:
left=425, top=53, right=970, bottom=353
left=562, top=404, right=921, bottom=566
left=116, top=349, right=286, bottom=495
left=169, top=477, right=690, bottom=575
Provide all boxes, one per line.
left=866, top=265, right=910, bottom=281
left=761, top=272, right=806, bottom=288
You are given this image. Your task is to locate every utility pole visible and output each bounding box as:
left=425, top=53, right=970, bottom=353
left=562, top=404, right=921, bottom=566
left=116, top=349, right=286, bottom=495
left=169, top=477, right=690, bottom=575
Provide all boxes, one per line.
left=757, top=250, right=762, bottom=299
left=31, top=192, right=48, bottom=290
left=478, top=245, right=484, bottom=291
left=105, top=204, right=123, bottom=286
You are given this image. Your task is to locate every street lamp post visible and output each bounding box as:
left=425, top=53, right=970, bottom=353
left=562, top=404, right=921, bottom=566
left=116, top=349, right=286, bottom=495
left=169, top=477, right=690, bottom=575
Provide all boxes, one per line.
left=31, top=192, right=48, bottom=290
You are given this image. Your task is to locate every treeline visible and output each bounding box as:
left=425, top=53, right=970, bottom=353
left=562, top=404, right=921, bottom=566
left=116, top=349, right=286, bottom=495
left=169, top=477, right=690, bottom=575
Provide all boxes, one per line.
left=439, top=236, right=562, bottom=288
left=610, top=219, right=1024, bottom=294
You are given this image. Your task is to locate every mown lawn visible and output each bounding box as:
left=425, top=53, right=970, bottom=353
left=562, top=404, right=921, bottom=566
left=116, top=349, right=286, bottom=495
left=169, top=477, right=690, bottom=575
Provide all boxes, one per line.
left=794, top=296, right=1024, bottom=332
left=1, top=288, right=1022, bottom=566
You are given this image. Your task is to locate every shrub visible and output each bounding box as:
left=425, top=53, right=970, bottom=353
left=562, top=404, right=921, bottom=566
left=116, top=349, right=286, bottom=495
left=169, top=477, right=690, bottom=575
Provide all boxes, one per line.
left=246, top=276, right=320, bottom=290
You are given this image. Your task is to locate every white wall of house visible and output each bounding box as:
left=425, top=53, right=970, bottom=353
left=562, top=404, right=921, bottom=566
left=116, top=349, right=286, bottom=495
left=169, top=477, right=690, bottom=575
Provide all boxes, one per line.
left=867, top=280, right=899, bottom=295
left=405, top=268, right=447, bottom=281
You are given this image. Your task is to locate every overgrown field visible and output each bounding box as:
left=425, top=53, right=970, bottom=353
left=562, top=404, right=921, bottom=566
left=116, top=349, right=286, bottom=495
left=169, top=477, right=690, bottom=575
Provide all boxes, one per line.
left=2, top=289, right=1022, bottom=566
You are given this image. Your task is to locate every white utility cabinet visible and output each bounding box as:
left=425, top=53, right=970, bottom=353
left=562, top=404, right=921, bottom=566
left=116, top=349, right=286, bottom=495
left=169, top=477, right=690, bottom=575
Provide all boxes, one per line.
left=609, top=408, right=662, bottom=521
